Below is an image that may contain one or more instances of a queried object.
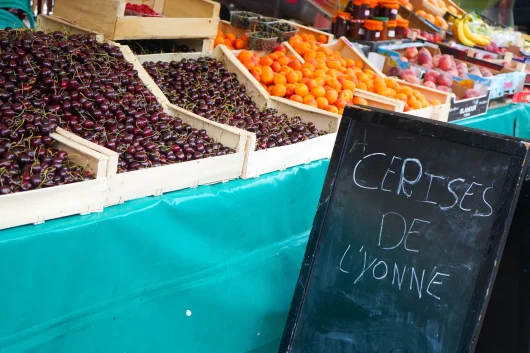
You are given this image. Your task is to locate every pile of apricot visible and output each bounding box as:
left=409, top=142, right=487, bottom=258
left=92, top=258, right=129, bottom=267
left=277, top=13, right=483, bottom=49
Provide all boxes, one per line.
left=237, top=34, right=439, bottom=114
left=215, top=29, right=247, bottom=50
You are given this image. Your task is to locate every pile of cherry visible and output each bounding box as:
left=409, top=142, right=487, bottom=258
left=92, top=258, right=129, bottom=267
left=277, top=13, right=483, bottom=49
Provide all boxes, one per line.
left=142, top=58, right=327, bottom=150
left=0, top=29, right=232, bottom=195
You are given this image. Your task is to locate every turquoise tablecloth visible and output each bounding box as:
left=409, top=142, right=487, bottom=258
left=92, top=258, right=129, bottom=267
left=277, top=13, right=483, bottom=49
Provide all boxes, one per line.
left=2, top=104, right=530, bottom=353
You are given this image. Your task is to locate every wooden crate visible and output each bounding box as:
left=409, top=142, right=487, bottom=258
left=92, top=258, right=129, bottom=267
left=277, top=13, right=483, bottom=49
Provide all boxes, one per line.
left=36, top=14, right=104, bottom=41
left=0, top=133, right=108, bottom=230
left=323, top=37, right=385, bottom=76
left=53, top=0, right=220, bottom=41
left=55, top=43, right=246, bottom=206
left=218, top=20, right=334, bottom=44
left=137, top=46, right=339, bottom=178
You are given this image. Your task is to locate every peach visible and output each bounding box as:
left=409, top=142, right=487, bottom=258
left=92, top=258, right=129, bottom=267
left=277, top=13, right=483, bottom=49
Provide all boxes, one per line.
left=432, top=54, right=441, bottom=68
left=480, top=68, right=493, bottom=77
left=403, top=75, right=420, bottom=84
left=400, top=69, right=416, bottom=79
left=423, top=81, right=437, bottom=89
left=437, top=72, right=453, bottom=87
left=464, top=88, right=481, bottom=99
left=436, top=85, right=452, bottom=92
left=405, top=47, right=419, bottom=60
left=424, top=70, right=440, bottom=83
left=417, top=48, right=432, bottom=65
left=422, top=63, right=434, bottom=70
left=438, top=55, right=453, bottom=71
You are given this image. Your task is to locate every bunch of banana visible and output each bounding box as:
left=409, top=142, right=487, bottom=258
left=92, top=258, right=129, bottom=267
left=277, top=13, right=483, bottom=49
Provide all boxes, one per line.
left=453, top=14, right=491, bottom=47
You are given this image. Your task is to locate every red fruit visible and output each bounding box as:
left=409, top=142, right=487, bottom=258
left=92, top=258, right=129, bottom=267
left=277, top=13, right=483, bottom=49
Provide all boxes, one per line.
left=423, top=81, right=437, bottom=89
left=424, top=70, right=440, bottom=83
left=405, top=47, right=419, bottom=60
left=436, top=85, right=452, bottom=92
left=464, top=89, right=480, bottom=99
left=417, top=48, right=433, bottom=65
left=388, top=66, right=404, bottom=77
left=403, top=75, right=420, bottom=84
left=438, top=54, right=453, bottom=71
left=437, top=72, right=453, bottom=87
left=274, top=45, right=286, bottom=54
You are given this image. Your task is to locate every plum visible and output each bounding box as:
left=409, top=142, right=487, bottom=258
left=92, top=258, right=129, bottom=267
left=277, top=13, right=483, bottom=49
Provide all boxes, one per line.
left=405, top=47, right=419, bottom=60
left=437, top=72, right=453, bottom=87
left=423, top=81, right=437, bottom=89
left=388, top=66, right=404, bottom=78
left=424, top=70, right=440, bottom=83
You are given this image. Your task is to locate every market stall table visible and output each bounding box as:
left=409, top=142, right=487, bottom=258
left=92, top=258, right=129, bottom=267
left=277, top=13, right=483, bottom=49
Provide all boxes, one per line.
left=2, top=104, right=530, bottom=353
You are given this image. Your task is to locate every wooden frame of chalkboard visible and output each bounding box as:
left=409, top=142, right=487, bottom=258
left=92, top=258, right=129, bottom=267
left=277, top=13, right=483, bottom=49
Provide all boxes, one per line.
left=278, top=106, right=529, bottom=353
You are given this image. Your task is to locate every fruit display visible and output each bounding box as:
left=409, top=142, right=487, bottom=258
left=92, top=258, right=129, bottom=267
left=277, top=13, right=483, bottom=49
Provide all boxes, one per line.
left=408, top=28, right=443, bottom=43
left=215, top=29, right=247, bottom=50
left=142, top=57, right=328, bottom=150
left=247, top=32, right=278, bottom=52
left=465, top=14, right=522, bottom=48
left=0, top=29, right=232, bottom=175
left=453, top=15, right=492, bottom=48
left=230, top=11, right=259, bottom=30
left=414, top=10, right=448, bottom=30
left=238, top=34, right=441, bottom=113
left=118, top=40, right=195, bottom=55
left=267, top=22, right=299, bottom=43
left=0, top=29, right=101, bottom=195
left=125, top=3, right=162, bottom=17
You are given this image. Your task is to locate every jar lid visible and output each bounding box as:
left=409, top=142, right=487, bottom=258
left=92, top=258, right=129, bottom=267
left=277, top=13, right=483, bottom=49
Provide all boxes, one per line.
left=397, top=18, right=409, bottom=26
left=369, top=0, right=379, bottom=7
left=373, top=17, right=389, bottom=21
left=387, top=20, right=397, bottom=26
left=353, top=0, right=364, bottom=5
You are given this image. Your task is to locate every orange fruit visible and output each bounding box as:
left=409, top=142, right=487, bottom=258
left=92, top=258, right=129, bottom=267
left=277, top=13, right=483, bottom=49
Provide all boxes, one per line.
left=274, top=74, right=287, bottom=85
left=314, top=77, right=325, bottom=86
left=326, top=78, right=341, bottom=92
left=294, top=70, right=303, bottom=81
left=342, top=80, right=356, bottom=91
left=288, top=60, right=302, bottom=71
left=268, top=85, right=275, bottom=95
left=303, top=94, right=316, bottom=104
left=261, top=66, right=274, bottom=85
left=306, top=79, right=318, bottom=91
left=285, top=84, right=296, bottom=97
left=271, top=84, right=287, bottom=97
left=242, top=59, right=256, bottom=70
left=325, top=90, right=338, bottom=104
left=357, top=82, right=367, bottom=91
left=286, top=71, right=299, bottom=84
left=237, top=50, right=253, bottom=62
left=225, top=33, right=236, bottom=41
left=354, top=60, right=364, bottom=69
left=214, top=36, right=224, bottom=46
left=314, top=69, right=326, bottom=78
left=334, top=98, right=347, bottom=110
left=326, top=105, right=339, bottom=114
left=311, top=86, right=326, bottom=98
left=339, top=89, right=353, bottom=102
left=316, top=96, right=329, bottom=109
left=234, top=39, right=245, bottom=50
left=396, top=93, right=408, bottom=101
left=280, top=66, right=293, bottom=74
left=353, top=96, right=368, bottom=105
left=268, top=53, right=279, bottom=61
left=217, top=29, right=224, bottom=37
left=260, top=56, right=273, bottom=66
left=294, top=42, right=309, bottom=55
left=271, top=62, right=281, bottom=73
left=295, top=83, right=309, bottom=97
left=277, top=56, right=290, bottom=66
left=430, top=99, right=441, bottom=105
left=290, top=94, right=304, bottom=103
left=305, top=99, right=318, bottom=108
left=319, top=34, right=328, bottom=43
left=304, top=50, right=317, bottom=61
left=301, top=68, right=313, bottom=79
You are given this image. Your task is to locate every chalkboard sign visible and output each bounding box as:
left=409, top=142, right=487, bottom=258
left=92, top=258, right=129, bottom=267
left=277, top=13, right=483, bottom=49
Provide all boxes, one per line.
left=279, top=107, right=529, bottom=353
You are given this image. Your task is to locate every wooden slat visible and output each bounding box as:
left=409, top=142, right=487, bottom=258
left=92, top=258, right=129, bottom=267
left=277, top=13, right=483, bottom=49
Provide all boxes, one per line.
left=36, top=15, right=104, bottom=41
left=163, top=0, right=220, bottom=19
left=53, top=0, right=120, bottom=39
left=114, top=17, right=219, bottom=40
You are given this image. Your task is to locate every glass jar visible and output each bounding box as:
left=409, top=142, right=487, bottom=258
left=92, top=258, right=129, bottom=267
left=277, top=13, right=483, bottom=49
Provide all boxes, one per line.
left=363, top=19, right=383, bottom=41
left=352, top=0, right=371, bottom=20
left=378, top=1, right=399, bottom=20
left=395, top=18, right=409, bottom=39
left=368, top=0, right=379, bottom=17
left=332, top=12, right=352, bottom=37
left=350, top=20, right=365, bottom=40
left=386, top=20, right=397, bottom=40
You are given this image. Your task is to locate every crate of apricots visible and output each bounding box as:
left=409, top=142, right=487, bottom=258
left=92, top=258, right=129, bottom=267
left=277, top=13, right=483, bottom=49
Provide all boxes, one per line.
left=234, top=34, right=451, bottom=121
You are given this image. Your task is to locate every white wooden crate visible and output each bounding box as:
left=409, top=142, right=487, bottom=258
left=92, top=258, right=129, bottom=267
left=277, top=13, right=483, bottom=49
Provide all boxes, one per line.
left=137, top=46, right=339, bottom=179
left=36, top=14, right=104, bottom=41
left=0, top=133, right=108, bottom=230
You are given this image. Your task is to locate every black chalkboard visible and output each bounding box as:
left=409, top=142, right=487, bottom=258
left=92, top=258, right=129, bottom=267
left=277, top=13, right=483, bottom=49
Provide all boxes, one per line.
left=279, top=107, right=529, bottom=353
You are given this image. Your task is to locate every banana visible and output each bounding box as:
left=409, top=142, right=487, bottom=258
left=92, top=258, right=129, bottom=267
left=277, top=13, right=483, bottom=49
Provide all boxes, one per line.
left=457, top=17, right=477, bottom=47
left=462, top=15, right=490, bottom=46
